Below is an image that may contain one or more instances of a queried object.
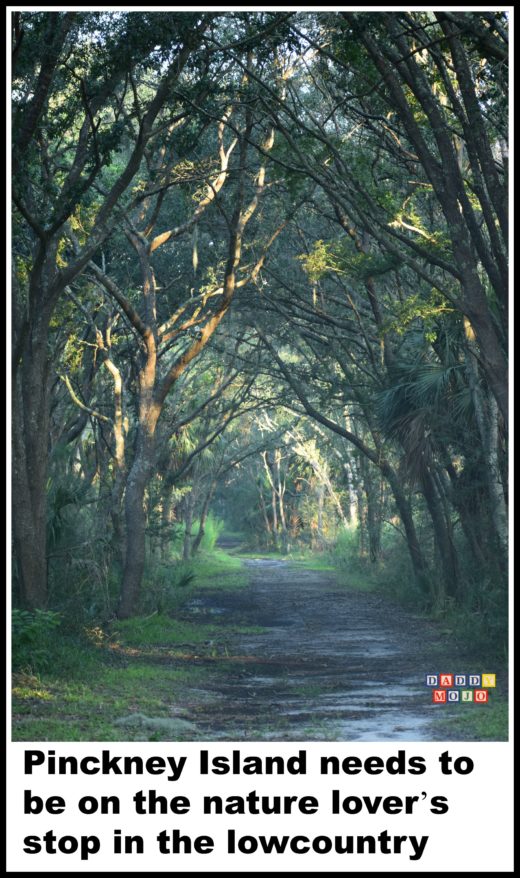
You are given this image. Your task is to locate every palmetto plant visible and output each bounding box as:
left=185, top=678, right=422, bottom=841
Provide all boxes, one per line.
left=375, top=357, right=473, bottom=485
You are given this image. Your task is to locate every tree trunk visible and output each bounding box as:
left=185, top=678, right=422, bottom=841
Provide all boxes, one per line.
left=463, top=321, right=507, bottom=564
left=346, top=460, right=359, bottom=527
left=160, top=484, right=176, bottom=560
left=366, top=483, right=382, bottom=563
left=110, top=473, right=126, bottom=566
left=268, top=477, right=277, bottom=545
left=101, top=349, right=126, bottom=562
left=383, top=466, right=431, bottom=596
left=486, top=395, right=508, bottom=560
left=258, top=485, right=272, bottom=545
left=117, top=418, right=157, bottom=618
left=192, top=481, right=217, bottom=555
left=118, top=462, right=151, bottom=618
left=356, top=483, right=367, bottom=559
left=316, top=483, right=325, bottom=546
left=421, top=469, right=460, bottom=602
left=441, top=453, right=501, bottom=578
left=182, top=492, right=194, bottom=562
left=12, top=313, right=52, bottom=609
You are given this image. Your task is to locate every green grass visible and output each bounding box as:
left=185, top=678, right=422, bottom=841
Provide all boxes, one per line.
left=334, top=565, right=381, bottom=592
left=137, top=549, right=249, bottom=616
left=191, top=549, right=247, bottom=588
left=113, top=615, right=224, bottom=646
left=12, top=549, right=250, bottom=742
left=12, top=660, right=213, bottom=741
left=290, top=555, right=336, bottom=572
left=435, top=696, right=508, bottom=741
left=112, top=613, right=264, bottom=647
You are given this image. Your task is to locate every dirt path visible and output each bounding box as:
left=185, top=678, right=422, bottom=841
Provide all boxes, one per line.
left=177, top=559, right=465, bottom=741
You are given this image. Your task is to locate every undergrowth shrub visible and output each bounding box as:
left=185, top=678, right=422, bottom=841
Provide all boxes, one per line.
left=12, top=608, right=110, bottom=679
left=198, top=513, right=225, bottom=552
left=140, top=562, right=196, bottom=614
left=330, top=524, right=426, bottom=606
left=12, top=609, right=61, bottom=673
left=447, top=570, right=508, bottom=663
left=329, top=522, right=507, bottom=663
left=329, top=526, right=359, bottom=570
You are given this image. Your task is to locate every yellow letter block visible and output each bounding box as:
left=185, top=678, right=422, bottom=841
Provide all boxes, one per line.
left=481, top=674, right=496, bottom=688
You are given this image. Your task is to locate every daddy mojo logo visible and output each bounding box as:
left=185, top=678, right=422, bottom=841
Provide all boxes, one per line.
left=425, top=673, right=496, bottom=704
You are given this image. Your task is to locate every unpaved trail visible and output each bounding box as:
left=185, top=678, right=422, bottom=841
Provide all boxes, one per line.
left=178, top=559, right=465, bottom=741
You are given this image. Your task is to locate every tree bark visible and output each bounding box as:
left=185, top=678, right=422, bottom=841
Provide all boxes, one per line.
left=365, top=480, right=382, bottom=564
left=12, top=307, right=52, bottom=608
left=192, top=480, right=217, bottom=555
left=383, top=466, right=431, bottom=596
left=182, top=492, right=195, bottom=562
left=421, top=469, right=460, bottom=602
left=117, top=441, right=155, bottom=619
left=117, top=384, right=159, bottom=618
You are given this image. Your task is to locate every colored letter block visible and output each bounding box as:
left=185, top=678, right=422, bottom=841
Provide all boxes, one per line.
left=482, top=674, right=496, bottom=688
left=425, top=674, right=438, bottom=686
left=454, top=675, right=466, bottom=686
left=447, top=690, right=460, bottom=702
left=468, top=675, right=481, bottom=686
left=432, top=689, right=446, bottom=703
left=439, top=674, right=454, bottom=687
left=461, top=690, right=473, bottom=702
left=474, top=689, right=489, bottom=703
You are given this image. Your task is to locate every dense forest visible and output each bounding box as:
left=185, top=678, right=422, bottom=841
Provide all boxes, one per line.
left=11, top=11, right=508, bottom=740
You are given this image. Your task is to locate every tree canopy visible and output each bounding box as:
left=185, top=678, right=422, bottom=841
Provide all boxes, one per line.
left=12, top=10, right=508, bottom=657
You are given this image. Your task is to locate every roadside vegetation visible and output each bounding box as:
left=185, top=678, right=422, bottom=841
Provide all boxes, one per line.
left=12, top=548, right=252, bottom=741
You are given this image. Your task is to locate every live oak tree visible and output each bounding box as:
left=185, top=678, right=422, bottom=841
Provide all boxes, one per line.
left=233, top=11, right=508, bottom=605
left=12, top=11, right=215, bottom=608
left=84, top=101, right=281, bottom=614
left=12, top=11, right=508, bottom=638
left=12, top=10, right=289, bottom=612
